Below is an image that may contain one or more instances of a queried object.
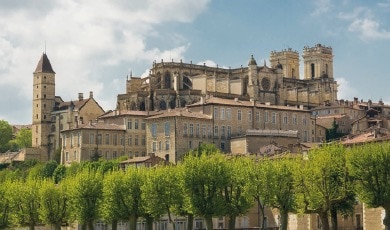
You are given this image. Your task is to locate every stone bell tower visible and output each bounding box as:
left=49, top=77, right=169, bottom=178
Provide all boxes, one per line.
left=302, top=44, right=334, bottom=79
left=32, top=53, right=56, bottom=161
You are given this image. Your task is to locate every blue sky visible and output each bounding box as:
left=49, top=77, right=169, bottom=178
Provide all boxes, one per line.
left=0, top=0, right=389, bottom=124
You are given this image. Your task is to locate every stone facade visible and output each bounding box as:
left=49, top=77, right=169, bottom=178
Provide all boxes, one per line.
left=117, top=44, right=337, bottom=112
left=31, top=53, right=105, bottom=161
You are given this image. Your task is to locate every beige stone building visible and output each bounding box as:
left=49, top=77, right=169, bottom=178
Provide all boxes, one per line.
left=117, top=44, right=337, bottom=112
left=30, top=53, right=105, bottom=161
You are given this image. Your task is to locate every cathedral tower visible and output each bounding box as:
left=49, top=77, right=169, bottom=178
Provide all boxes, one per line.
left=302, top=44, right=333, bottom=79
left=270, top=48, right=300, bottom=79
left=32, top=53, right=55, bottom=161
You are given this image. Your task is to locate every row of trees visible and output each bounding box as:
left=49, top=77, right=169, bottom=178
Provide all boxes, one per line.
left=0, top=119, right=32, bottom=153
left=0, top=142, right=389, bottom=230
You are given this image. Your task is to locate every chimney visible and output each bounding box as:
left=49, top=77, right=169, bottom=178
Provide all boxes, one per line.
left=78, top=93, right=84, bottom=101
left=89, top=91, right=93, bottom=98
left=354, top=97, right=358, bottom=105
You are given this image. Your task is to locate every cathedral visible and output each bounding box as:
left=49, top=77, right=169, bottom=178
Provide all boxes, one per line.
left=117, top=43, right=337, bottom=111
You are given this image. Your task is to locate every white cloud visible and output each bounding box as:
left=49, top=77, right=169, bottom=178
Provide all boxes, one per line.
left=0, top=0, right=210, bottom=124
left=339, top=6, right=390, bottom=40
left=335, top=77, right=358, bottom=100
left=311, top=0, right=332, bottom=16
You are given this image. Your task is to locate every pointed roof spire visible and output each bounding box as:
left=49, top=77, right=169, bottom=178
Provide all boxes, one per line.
left=248, top=55, right=257, bottom=66
left=34, top=53, right=55, bottom=74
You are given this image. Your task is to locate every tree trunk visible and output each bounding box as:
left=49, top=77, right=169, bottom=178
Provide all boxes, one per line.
left=112, top=219, right=118, bottom=230
left=205, top=216, right=213, bottom=230
left=145, top=215, right=153, bottom=230
left=279, top=209, right=289, bottom=230
left=257, top=200, right=265, bottom=230
left=228, top=215, right=236, bottom=230
left=330, top=208, right=338, bottom=230
left=81, top=223, right=87, bottom=230
left=54, top=223, right=62, bottom=230
left=383, top=205, right=390, bottom=230
left=29, top=224, right=35, bottom=230
left=319, top=212, right=330, bottom=230
left=129, top=215, right=137, bottom=230
left=187, top=214, right=194, bottom=230
left=88, top=220, right=94, bottom=230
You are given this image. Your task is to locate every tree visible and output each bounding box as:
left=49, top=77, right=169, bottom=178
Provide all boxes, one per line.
left=142, top=165, right=184, bottom=230
left=325, top=121, right=344, bottom=141
left=0, top=180, right=12, bottom=228
left=53, top=164, right=67, bottom=184
left=267, top=157, right=298, bottom=230
left=223, top=156, right=254, bottom=230
left=69, top=169, right=103, bottom=230
left=39, top=179, right=70, bottom=230
left=9, top=178, right=42, bottom=230
left=183, top=153, right=229, bottom=230
left=348, top=142, right=390, bottom=229
left=12, top=128, right=32, bottom=149
left=0, top=120, right=13, bottom=153
left=295, top=143, right=354, bottom=230
left=101, top=170, right=125, bottom=230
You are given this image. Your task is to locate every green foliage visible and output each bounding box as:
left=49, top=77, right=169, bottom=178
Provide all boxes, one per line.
left=0, top=180, right=12, bottom=228
left=9, top=178, right=42, bottom=228
left=142, top=165, right=184, bottom=229
left=0, top=120, right=13, bottom=153
left=186, top=143, right=221, bottom=158
left=52, top=164, right=66, bottom=184
left=68, top=169, right=103, bottom=227
left=347, top=142, right=390, bottom=228
left=183, top=153, right=229, bottom=230
left=12, top=128, right=32, bottom=149
left=39, top=179, right=69, bottom=229
left=53, top=148, right=62, bottom=164
left=325, top=121, right=344, bottom=141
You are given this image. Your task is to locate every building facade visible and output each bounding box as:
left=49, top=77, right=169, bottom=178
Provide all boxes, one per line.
left=117, top=44, right=338, bottom=112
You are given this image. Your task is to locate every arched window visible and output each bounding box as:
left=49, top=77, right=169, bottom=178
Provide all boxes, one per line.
left=160, top=100, right=167, bottom=110
left=170, top=100, right=176, bottom=109
left=311, top=63, right=315, bottom=79
left=130, top=101, right=136, bottom=110
left=164, top=73, right=171, bottom=89
left=139, top=101, right=145, bottom=111
left=183, top=76, right=192, bottom=89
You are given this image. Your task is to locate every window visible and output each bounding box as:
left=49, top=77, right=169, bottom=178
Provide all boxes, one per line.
left=292, top=114, right=297, bottom=125
left=141, top=121, right=146, bottom=130
left=152, top=141, right=157, bottom=152
left=159, top=141, right=162, bottom=151
left=226, top=108, right=232, bottom=120
left=142, top=135, right=146, bottom=146
left=183, top=123, right=188, bottom=135
left=113, top=151, right=117, bottom=159
left=164, top=122, right=170, bottom=136
left=220, top=142, right=225, bottom=151
left=220, top=108, right=225, bottom=120
left=189, top=140, right=192, bottom=149
left=272, top=112, right=277, bottom=124
left=128, top=135, right=132, bottom=146
left=105, top=134, right=110, bottom=145
left=165, top=140, right=170, bottom=150
left=65, top=152, right=69, bottom=162
left=120, top=135, right=125, bottom=146
left=135, top=119, right=139, bottom=129
left=214, top=125, right=219, bottom=137
left=283, top=113, right=288, bottom=124
left=256, top=111, right=260, bottom=122
left=227, top=126, right=231, bottom=138
left=221, top=125, right=225, bottom=138
left=135, top=135, right=139, bottom=146
left=189, top=124, right=194, bottom=136
left=265, top=112, right=269, bottom=123
left=97, top=134, right=102, bottom=145
left=89, top=133, right=95, bottom=144
left=214, top=107, right=218, bottom=120
left=237, top=110, right=242, bottom=121
left=196, top=124, right=200, bottom=136
left=202, top=125, right=206, bottom=138
left=151, top=123, right=157, bottom=137
left=70, top=134, right=74, bottom=147
left=302, top=115, right=307, bottom=126
left=208, top=125, right=212, bottom=138
left=127, top=119, right=132, bottom=129
left=303, top=131, right=308, bottom=142
left=248, top=110, right=252, bottom=122
left=113, top=134, right=118, bottom=145
left=73, top=151, right=77, bottom=160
